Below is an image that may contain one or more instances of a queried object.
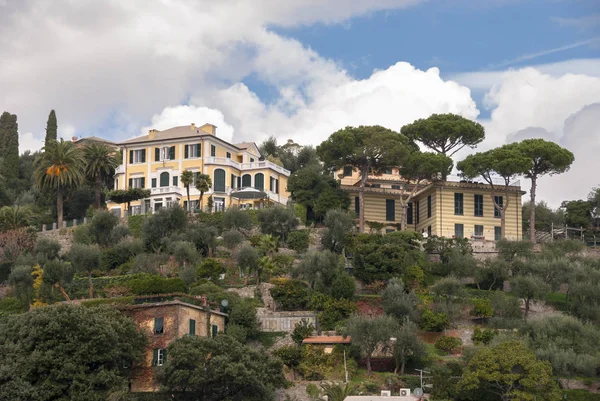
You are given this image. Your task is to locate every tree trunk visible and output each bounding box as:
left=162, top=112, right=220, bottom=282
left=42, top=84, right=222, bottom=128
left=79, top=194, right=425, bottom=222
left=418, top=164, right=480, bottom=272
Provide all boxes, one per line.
left=359, top=166, right=369, bottom=233
left=199, top=192, right=204, bottom=212
left=524, top=298, right=530, bottom=318
left=57, top=184, right=63, bottom=228
left=88, top=272, right=93, bottom=299
left=366, top=354, right=372, bottom=375
left=94, top=175, right=102, bottom=209
left=56, top=284, right=70, bottom=301
left=400, top=360, right=406, bottom=376
left=400, top=204, right=407, bottom=231
left=529, top=176, right=537, bottom=243
left=500, top=209, right=506, bottom=239
left=186, top=187, right=191, bottom=212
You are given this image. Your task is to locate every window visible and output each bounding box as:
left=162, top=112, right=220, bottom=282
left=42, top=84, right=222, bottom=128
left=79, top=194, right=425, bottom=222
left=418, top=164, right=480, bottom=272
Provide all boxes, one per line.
left=159, top=172, right=169, bottom=187
left=384, top=168, right=393, bottom=174
left=494, top=226, right=502, bottom=241
left=407, top=203, right=413, bottom=225
left=210, top=144, right=216, bottom=157
left=474, top=194, right=484, bottom=217
left=427, top=195, right=432, bottom=218
left=128, top=177, right=145, bottom=189
left=226, top=152, right=231, bottom=159
left=213, top=169, right=226, bottom=192
left=474, top=225, right=484, bottom=237
left=189, top=319, right=196, bottom=336
left=154, top=317, right=164, bottom=334
left=185, top=144, right=201, bottom=158
left=231, top=174, right=237, bottom=189
left=454, top=193, right=464, bottom=215
left=371, top=184, right=381, bottom=188
left=129, top=149, right=146, bottom=164
left=416, top=201, right=420, bottom=224
left=354, top=197, right=359, bottom=215
left=254, top=173, right=264, bottom=190
left=172, top=176, right=178, bottom=186
left=494, top=196, right=503, bottom=218
left=152, top=349, right=166, bottom=366
left=455, top=224, right=464, bottom=239
left=392, top=185, right=400, bottom=190
left=386, top=199, right=395, bottom=221
left=250, top=157, right=255, bottom=163
left=343, top=166, right=353, bottom=177
left=184, top=200, right=198, bottom=211
left=242, top=174, right=252, bottom=188
left=427, top=225, right=432, bottom=237
left=151, top=178, right=157, bottom=188
left=211, top=324, right=218, bottom=338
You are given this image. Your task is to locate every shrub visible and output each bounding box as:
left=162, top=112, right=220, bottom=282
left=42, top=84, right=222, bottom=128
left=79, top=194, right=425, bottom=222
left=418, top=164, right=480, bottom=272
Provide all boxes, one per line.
left=100, top=238, right=144, bottom=271
left=127, top=276, right=187, bottom=295
left=222, top=207, right=254, bottom=230
left=309, top=294, right=357, bottom=330
left=294, top=204, right=307, bottom=226
left=419, top=308, right=450, bottom=332
left=72, top=225, right=93, bottom=245
left=331, top=273, right=356, bottom=300
left=228, top=299, right=260, bottom=341
left=108, top=225, right=130, bottom=244
left=435, top=336, right=462, bottom=353
left=129, top=253, right=169, bottom=274
left=472, top=327, right=497, bottom=345
left=34, top=237, right=61, bottom=260
left=257, top=207, right=298, bottom=242
left=142, top=206, right=186, bottom=251
left=470, top=298, right=494, bottom=319
left=222, top=229, right=244, bottom=249
left=196, top=258, right=225, bottom=282
left=88, top=210, right=119, bottom=247
left=178, top=265, right=197, bottom=286
left=170, top=241, right=199, bottom=266
left=286, top=229, right=310, bottom=253
left=291, top=318, right=315, bottom=345
left=127, top=214, right=146, bottom=238
left=270, top=279, right=310, bottom=310
left=322, top=209, right=354, bottom=254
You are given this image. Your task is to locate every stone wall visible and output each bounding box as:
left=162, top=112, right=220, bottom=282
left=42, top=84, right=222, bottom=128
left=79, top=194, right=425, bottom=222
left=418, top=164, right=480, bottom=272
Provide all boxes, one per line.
left=37, top=228, right=75, bottom=255
left=256, top=308, right=317, bottom=333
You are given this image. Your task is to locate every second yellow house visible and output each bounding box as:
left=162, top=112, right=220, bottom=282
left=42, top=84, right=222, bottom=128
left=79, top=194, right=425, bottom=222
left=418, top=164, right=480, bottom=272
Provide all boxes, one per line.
left=108, top=123, right=290, bottom=215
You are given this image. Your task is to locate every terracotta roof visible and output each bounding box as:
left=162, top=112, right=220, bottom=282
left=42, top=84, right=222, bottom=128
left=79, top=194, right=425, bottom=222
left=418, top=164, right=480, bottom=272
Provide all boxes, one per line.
left=302, top=336, right=351, bottom=344
left=234, top=142, right=254, bottom=149
left=74, top=136, right=117, bottom=145
left=120, top=125, right=210, bottom=145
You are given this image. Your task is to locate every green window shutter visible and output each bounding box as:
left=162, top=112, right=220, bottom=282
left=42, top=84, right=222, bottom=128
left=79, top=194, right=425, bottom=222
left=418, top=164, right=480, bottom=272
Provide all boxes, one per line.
left=173, top=176, right=178, bottom=186
left=129, top=150, right=133, bottom=164
left=189, top=319, right=196, bottom=336
left=163, top=348, right=167, bottom=363
left=155, top=148, right=160, bottom=161
left=128, top=178, right=133, bottom=188
left=196, top=144, right=201, bottom=156
left=343, top=166, right=353, bottom=177
left=407, top=203, right=413, bottom=225
left=184, top=145, right=189, bottom=159
left=213, top=169, right=226, bottom=192
left=231, top=174, right=235, bottom=188
left=386, top=199, right=395, bottom=221
left=354, top=197, right=359, bottom=215
left=154, top=317, right=164, bottom=334
left=454, top=193, right=463, bottom=215
left=242, top=174, right=251, bottom=187
left=427, top=195, right=432, bottom=218
left=169, top=146, right=175, bottom=160
left=270, top=177, right=274, bottom=192
left=151, top=178, right=157, bottom=188
left=141, top=149, right=146, bottom=163
left=212, top=324, right=218, bottom=338
left=226, top=152, right=231, bottom=159
left=275, top=179, right=279, bottom=194
left=211, top=145, right=216, bottom=157
left=160, top=172, right=169, bottom=187
left=141, top=177, right=145, bottom=188
left=152, top=349, right=158, bottom=366
left=254, top=173, right=264, bottom=190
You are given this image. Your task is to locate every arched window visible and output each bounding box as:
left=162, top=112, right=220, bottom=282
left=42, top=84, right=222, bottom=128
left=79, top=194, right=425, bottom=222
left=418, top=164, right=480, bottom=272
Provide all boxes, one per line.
left=159, top=172, right=169, bottom=187
left=242, top=174, right=252, bottom=188
left=213, top=169, right=226, bottom=192
left=254, top=173, right=264, bottom=191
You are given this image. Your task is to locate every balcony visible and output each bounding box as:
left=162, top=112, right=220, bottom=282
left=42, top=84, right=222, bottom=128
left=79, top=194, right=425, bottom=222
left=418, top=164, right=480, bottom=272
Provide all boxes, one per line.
left=150, top=186, right=184, bottom=196
left=115, top=165, right=125, bottom=174
left=204, top=157, right=290, bottom=176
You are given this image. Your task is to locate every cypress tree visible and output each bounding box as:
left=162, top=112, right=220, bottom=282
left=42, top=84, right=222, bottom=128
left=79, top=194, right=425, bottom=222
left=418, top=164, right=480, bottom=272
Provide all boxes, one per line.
left=0, top=111, right=19, bottom=183
left=45, top=109, right=58, bottom=144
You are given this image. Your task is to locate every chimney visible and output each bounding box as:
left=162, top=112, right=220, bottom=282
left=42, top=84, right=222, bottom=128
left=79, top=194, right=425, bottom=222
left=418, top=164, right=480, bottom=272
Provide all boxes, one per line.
left=190, top=123, right=196, bottom=130
left=72, top=136, right=78, bottom=142
left=148, top=129, right=158, bottom=140
left=199, top=123, right=217, bottom=136
left=201, top=294, right=207, bottom=307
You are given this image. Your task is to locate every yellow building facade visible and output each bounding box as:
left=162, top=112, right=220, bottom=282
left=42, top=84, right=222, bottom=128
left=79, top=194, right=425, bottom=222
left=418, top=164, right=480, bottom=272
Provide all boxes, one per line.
left=339, top=167, right=524, bottom=240
left=107, top=123, right=290, bottom=215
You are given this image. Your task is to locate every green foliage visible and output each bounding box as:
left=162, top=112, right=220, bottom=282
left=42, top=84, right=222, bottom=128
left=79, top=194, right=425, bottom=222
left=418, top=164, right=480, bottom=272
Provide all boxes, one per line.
left=331, top=273, right=356, bottom=300
left=222, top=206, right=255, bottom=231
left=270, top=279, right=310, bottom=310
left=169, top=240, right=199, bottom=267
left=423, top=235, right=473, bottom=263
left=0, top=112, right=19, bottom=185
left=72, top=224, right=93, bottom=245
left=0, top=304, right=146, bottom=401
left=257, top=206, right=298, bottom=242
left=511, top=275, right=550, bottom=317
left=44, top=110, right=57, bottom=144
left=127, top=275, right=187, bottom=295
left=297, top=345, right=357, bottom=382
left=286, top=229, right=310, bottom=253
left=401, top=113, right=485, bottom=156
left=457, top=341, right=561, bottom=401
left=471, top=327, right=498, bottom=346
left=391, top=321, right=427, bottom=375
left=294, top=203, right=307, bottom=225
left=310, top=293, right=358, bottom=330
left=322, top=209, right=355, bottom=253
left=291, top=319, right=315, bottom=345
left=128, top=253, right=168, bottom=274
left=293, top=250, right=341, bottom=293
left=419, top=308, right=450, bottom=332
left=8, top=265, right=34, bottom=306
left=86, top=210, right=119, bottom=247
left=100, top=237, right=144, bottom=271
left=320, top=382, right=360, bottom=401
left=227, top=298, right=260, bottom=342
left=222, top=229, right=244, bottom=249
left=158, top=335, right=285, bottom=401
left=435, top=335, right=462, bottom=353
left=196, top=258, right=225, bottom=282
left=0, top=205, right=32, bottom=231
left=490, top=291, right=522, bottom=320
left=562, top=390, right=600, bottom=401
left=0, top=297, right=27, bottom=316
left=274, top=345, right=304, bottom=373
left=142, top=205, right=186, bottom=251
left=381, top=278, right=420, bottom=322
left=107, top=188, right=151, bottom=210
left=33, top=237, right=61, bottom=260
left=470, top=298, right=494, bottom=319
left=126, top=214, right=146, bottom=238
left=235, top=244, right=259, bottom=276
left=83, top=142, right=119, bottom=208
left=496, top=239, right=534, bottom=262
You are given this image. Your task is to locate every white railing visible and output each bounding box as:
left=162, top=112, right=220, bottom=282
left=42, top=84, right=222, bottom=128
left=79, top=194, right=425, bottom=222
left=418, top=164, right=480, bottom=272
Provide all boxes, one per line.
left=115, top=165, right=125, bottom=174
left=203, top=157, right=242, bottom=169
left=445, top=175, right=519, bottom=187
left=241, top=161, right=290, bottom=175
left=265, top=190, right=289, bottom=205
left=150, top=186, right=184, bottom=195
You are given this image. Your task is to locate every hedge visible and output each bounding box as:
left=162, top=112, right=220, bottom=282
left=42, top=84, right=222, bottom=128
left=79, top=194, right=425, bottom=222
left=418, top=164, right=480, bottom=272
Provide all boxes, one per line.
left=127, top=276, right=188, bottom=295
left=66, top=273, right=154, bottom=297
left=562, top=390, right=600, bottom=401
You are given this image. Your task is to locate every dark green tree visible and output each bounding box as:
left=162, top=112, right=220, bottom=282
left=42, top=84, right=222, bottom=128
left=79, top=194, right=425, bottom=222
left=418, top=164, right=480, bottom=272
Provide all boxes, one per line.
left=107, top=188, right=151, bottom=214
left=381, top=278, right=420, bottom=322
left=88, top=209, right=119, bottom=247
left=317, top=125, right=409, bottom=232
left=515, top=139, right=574, bottom=242
left=257, top=206, right=298, bottom=242
left=511, top=275, right=550, bottom=318
left=0, top=112, right=19, bottom=185
left=67, top=243, right=101, bottom=298
left=83, top=143, right=118, bottom=209
left=44, top=110, right=57, bottom=144
left=142, top=205, right=186, bottom=252
left=342, top=314, right=396, bottom=375
left=560, top=199, right=593, bottom=229
left=0, top=304, right=146, bottom=401
left=293, top=250, right=340, bottom=292
left=158, top=335, right=285, bottom=400
left=322, top=209, right=355, bottom=253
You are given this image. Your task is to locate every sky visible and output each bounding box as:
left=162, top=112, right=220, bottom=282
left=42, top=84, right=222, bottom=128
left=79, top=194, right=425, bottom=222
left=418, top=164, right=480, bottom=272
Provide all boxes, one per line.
left=1, top=0, right=599, bottom=208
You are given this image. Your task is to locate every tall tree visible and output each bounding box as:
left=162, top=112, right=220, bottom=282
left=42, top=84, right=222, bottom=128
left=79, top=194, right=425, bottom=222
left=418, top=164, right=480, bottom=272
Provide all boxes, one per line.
left=317, top=126, right=409, bottom=232
left=180, top=170, right=194, bottom=211
left=401, top=113, right=485, bottom=179
left=45, top=109, right=58, bottom=144
left=457, top=144, right=531, bottom=239
left=0, top=112, right=19, bottom=185
left=397, top=151, right=453, bottom=230
left=390, top=321, right=426, bottom=375
left=83, top=143, right=118, bottom=209
left=194, top=173, right=211, bottom=211
left=515, top=139, right=574, bottom=242
left=342, top=314, right=396, bottom=375
left=560, top=199, right=593, bottom=229
left=34, top=139, right=85, bottom=228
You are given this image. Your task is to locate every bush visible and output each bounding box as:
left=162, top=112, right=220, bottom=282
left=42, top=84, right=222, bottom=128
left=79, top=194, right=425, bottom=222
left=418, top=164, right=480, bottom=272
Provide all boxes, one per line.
left=127, top=214, right=146, bottom=238
left=100, top=238, right=144, bottom=271
left=228, top=299, right=260, bottom=341
left=88, top=210, right=119, bottom=247
left=170, top=241, right=199, bottom=266
left=142, top=206, right=186, bottom=251
left=270, top=279, right=310, bottom=310
left=291, top=318, right=315, bottom=345
left=34, top=237, right=61, bottom=260
left=435, top=336, right=462, bottom=353
left=470, top=298, right=494, bottom=319
left=196, top=258, right=225, bottom=282
left=257, top=207, right=298, bottom=242
left=109, top=225, right=130, bottom=244
left=72, top=225, right=93, bottom=245
left=127, top=275, right=187, bottom=295
left=472, top=327, right=497, bottom=345
left=331, top=273, right=356, bottom=300
left=222, top=229, right=244, bottom=249
left=322, top=209, right=354, bottom=254
left=129, top=253, right=169, bottom=274
left=178, top=265, right=197, bottom=286
left=309, top=294, right=357, bottom=330
left=222, top=207, right=254, bottom=230
left=286, top=229, right=310, bottom=253
left=419, top=308, right=450, bottom=332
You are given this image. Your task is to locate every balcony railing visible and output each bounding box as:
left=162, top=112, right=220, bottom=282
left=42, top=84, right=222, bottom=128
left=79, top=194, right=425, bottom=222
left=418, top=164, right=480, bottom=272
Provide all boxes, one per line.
left=204, top=157, right=290, bottom=176
left=150, top=186, right=183, bottom=195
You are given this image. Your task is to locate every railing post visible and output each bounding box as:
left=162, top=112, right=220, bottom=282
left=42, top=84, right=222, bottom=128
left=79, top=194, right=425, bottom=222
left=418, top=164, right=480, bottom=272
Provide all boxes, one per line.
left=52, top=222, right=57, bottom=230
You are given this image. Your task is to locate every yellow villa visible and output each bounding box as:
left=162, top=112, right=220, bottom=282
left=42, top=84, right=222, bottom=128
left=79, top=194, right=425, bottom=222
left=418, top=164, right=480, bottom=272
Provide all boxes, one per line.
left=107, top=123, right=290, bottom=216
left=338, top=167, right=524, bottom=241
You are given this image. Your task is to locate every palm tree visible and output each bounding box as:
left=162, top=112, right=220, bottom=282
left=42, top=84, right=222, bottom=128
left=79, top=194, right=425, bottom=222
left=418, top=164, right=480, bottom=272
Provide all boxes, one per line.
left=194, top=173, right=212, bottom=211
left=181, top=170, right=194, bottom=211
left=320, top=382, right=360, bottom=401
left=0, top=205, right=32, bottom=231
left=34, top=139, right=85, bottom=228
left=83, top=143, right=119, bottom=209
